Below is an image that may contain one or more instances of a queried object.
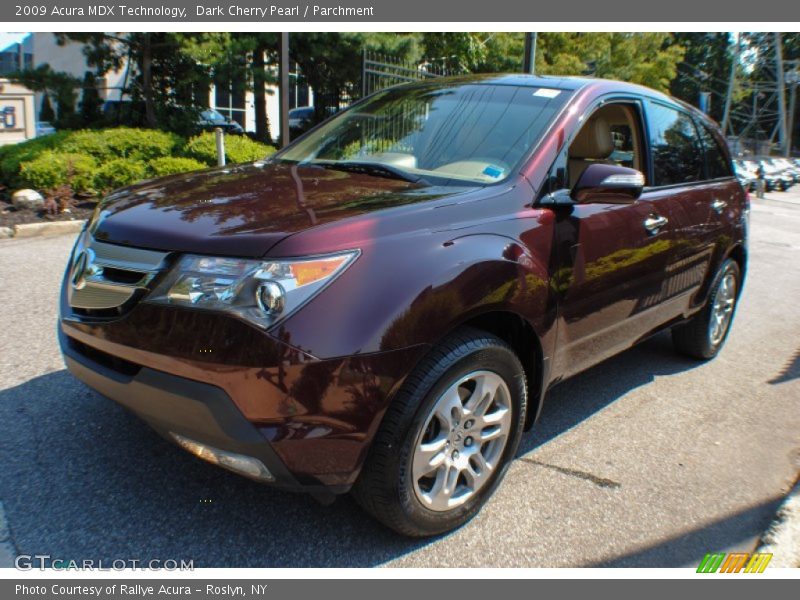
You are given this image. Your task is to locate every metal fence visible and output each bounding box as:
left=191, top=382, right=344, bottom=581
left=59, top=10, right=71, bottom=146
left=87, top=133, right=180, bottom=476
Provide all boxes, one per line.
left=361, top=50, right=464, bottom=97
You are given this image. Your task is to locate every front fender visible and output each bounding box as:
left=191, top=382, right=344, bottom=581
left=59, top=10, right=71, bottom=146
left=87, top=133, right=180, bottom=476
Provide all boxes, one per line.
left=271, top=232, right=553, bottom=360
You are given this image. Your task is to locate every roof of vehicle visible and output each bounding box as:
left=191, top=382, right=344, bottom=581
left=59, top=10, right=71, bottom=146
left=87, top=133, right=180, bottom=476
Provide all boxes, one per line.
left=390, top=73, right=688, bottom=110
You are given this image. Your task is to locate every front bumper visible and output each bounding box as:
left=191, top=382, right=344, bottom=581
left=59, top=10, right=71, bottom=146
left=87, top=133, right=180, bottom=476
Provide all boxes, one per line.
left=59, top=305, right=428, bottom=494
left=61, top=328, right=306, bottom=490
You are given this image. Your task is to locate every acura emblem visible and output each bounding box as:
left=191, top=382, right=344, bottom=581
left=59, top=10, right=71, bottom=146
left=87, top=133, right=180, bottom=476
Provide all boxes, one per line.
left=71, top=248, right=96, bottom=290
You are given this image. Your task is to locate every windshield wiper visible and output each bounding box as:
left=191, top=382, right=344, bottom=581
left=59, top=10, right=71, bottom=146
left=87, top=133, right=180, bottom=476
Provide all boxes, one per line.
left=313, top=161, right=425, bottom=184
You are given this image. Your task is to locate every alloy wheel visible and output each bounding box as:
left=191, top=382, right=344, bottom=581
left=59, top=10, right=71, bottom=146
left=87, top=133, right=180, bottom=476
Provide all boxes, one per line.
left=411, top=370, right=512, bottom=512
left=708, top=271, right=737, bottom=346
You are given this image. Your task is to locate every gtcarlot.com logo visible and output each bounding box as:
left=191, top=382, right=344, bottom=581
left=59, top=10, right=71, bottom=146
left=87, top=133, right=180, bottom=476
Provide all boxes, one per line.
left=15, top=555, right=194, bottom=571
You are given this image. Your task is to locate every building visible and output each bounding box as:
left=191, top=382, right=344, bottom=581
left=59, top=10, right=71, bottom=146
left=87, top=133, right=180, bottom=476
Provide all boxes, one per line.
left=0, top=33, right=312, bottom=138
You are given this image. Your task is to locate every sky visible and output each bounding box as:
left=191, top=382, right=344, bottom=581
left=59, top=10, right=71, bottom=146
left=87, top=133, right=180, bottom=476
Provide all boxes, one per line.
left=0, top=32, right=31, bottom=53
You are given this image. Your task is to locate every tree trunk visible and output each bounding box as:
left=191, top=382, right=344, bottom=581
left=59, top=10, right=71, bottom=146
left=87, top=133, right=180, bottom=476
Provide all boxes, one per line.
left=141, top=33, right=157, bottom=128
left=253, top=43, right=270, bottom=143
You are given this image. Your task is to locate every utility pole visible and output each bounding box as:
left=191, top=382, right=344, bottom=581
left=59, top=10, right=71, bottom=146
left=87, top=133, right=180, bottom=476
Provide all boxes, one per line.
left=279, top=32, right=290, bottom=148
left=774, top=33, right=789, bottom=156
left=523, top=33, right=537, bottom=75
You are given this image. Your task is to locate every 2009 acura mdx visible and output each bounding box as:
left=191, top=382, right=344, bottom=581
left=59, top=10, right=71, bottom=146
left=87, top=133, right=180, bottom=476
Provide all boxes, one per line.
left=59, top=75, right=747, bottom=536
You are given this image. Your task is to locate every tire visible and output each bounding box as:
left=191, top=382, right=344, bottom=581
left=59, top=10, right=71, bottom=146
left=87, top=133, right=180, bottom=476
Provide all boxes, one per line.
left=672, top=258, right=741, bottom=360
left=352, top=327, right=527, bottom=537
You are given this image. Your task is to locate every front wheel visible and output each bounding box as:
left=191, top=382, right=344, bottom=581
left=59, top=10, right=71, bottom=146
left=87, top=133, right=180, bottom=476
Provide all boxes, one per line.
left=352, top=327, right=527, bottom=537
left=672, top=258, right=741, bottom=360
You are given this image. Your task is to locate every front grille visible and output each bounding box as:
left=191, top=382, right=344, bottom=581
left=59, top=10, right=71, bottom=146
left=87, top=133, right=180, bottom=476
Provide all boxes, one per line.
left=67, top=233, right=170, bottom=315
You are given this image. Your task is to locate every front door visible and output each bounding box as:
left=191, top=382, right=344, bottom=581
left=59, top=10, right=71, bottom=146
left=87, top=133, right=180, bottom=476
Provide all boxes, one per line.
left=548, top=101, right=679, bottom=380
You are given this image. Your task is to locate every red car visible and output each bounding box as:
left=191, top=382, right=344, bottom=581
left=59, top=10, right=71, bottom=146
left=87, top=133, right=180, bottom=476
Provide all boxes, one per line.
left=60, top=75, right=747, bottom=536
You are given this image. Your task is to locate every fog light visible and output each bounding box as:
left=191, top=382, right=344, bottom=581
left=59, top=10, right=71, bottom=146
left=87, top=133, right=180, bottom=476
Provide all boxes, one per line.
left=170, top=433, right=274, bottom=482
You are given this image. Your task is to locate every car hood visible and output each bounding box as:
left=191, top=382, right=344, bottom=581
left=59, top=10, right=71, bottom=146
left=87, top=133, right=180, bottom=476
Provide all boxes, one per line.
left=89, top=160, right=464, bottom=257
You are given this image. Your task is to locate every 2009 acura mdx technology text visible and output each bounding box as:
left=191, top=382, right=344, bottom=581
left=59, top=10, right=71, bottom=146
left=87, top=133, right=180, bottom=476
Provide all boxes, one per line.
left=59, top=75, right=747, bottom=536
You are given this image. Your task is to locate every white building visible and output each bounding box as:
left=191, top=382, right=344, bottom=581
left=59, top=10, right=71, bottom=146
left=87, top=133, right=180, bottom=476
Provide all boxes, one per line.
left=2, top=33, right=312, bottom=138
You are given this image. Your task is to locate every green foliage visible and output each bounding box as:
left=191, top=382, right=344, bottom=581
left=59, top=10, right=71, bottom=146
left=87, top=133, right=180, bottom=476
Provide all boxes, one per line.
left=60, top=128, right=182, bottom=162
left=93, top=158, right=149, bottom=191
left=535, top=33, right=684, bottom=94
left=0, top=132, right=71, bottom=187
left=79, top=71, right=104, bottom=125
left=183, top=132, right=275, bottom=165
left=39, top=94, right=55, bottom=123
left=0, top=128, right=181, bottom=190
left=18, top=151, right=97, bottom=193
left=7, top=64, right=80, bottom=125
left=148, top=156, right=206, bottom=177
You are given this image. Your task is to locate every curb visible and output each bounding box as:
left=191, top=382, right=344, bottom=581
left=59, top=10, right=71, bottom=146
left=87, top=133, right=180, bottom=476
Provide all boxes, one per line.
left=756, top=477, right=800, bottom=568
left=0, top=219, right=86, bottom=240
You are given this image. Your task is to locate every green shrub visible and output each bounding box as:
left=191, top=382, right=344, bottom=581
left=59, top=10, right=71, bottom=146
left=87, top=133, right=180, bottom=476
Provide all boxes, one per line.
left=93, top=158, right=148, bottom=191
left=0, top=132, right=70, bottom=187
left=0, top=128, right=184, bottom=190
left=61, top=127, right=182, bottom=162
left=183, top=132, right=275, bottom=166
left=18, top=151, right=97, bottom=194
left=148, top=156, right=206, bottom=177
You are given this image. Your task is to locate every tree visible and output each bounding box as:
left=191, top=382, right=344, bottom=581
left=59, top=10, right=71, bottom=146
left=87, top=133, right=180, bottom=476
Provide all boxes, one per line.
left=534, top=33, right=684, bottom=93
left=56, top=33, right=212, bottom=132
left=39, top=93, right=55, bottom=122
left=8, top=64, right=80, bottom=125
left=79, top=71, right=103, bottom=126
left=668, top=33, right=733, bottom=122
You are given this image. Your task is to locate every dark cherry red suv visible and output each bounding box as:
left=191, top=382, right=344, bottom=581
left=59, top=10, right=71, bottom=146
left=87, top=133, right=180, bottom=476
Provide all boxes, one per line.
left=59, top=75, right=747, bottom=536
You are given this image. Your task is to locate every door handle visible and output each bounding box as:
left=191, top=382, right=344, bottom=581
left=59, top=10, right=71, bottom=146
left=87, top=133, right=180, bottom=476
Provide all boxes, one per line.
left=643, top=214, right=668, bottom=234
left=712, top=199, right=727, bottom=214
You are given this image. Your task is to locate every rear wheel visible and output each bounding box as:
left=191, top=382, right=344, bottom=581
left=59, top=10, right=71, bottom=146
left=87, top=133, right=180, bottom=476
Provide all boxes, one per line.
left=352, top=327, right=527, bottom=537
left=672, top=258, right=740, bottom=360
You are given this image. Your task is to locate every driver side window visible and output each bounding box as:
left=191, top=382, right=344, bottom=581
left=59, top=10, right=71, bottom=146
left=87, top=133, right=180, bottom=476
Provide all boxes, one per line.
left=563, top=102, right=646, bottom=190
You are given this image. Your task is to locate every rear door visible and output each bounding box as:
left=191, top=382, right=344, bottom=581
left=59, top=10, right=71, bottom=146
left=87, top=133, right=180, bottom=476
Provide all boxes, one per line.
left=643, top=101, right=738, bottom=314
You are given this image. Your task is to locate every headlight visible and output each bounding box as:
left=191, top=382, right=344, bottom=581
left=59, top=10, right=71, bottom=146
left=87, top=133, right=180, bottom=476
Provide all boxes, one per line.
left=146, top=250, right=359, bottom=328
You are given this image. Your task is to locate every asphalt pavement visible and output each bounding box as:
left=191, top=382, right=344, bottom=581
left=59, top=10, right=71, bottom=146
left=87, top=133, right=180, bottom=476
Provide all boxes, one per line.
left=0, top=191, right=798, bottom=568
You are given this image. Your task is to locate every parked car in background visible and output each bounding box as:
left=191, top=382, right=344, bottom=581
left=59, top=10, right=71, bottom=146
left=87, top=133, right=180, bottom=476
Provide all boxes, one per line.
left=732, top=159, right=755, bottom=192
left=754, top=157, right=795, bottom=190
left=197, top=109, right=245, bottom=135
left=288, top=105, right=341, bottom=137
left=59, top=75, right=747, bottom=536
left=35, top=121, right=56, bottom=137
left=102, top=101, right=244, bottom=135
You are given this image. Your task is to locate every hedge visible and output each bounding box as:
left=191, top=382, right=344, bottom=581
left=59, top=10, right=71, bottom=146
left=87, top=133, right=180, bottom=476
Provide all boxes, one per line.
left=94, top=159, right=150, bottom=191
left=148, top=156, right=206, bottom=177
left=183, top=132, right=275, bottom=166
left=18, top=151, right=98, bottom=194
left=60, top=128, right=182, bottom=162
left=1, top=127, right=276, bottom=196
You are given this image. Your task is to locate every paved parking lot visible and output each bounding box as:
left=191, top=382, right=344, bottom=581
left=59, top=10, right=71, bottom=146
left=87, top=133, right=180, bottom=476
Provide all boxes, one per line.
left=0, top=192, right=798, bottom=568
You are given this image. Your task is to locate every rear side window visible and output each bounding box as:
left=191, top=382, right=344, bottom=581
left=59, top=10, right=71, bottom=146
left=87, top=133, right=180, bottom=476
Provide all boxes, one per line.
left=647, top=102, right=704, bottom=186
left=696, top=120, right=733, bottom=179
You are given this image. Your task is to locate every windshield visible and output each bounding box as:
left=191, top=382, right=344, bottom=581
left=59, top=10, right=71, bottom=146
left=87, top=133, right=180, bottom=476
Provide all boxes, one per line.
left=278, top=82, right=570, bottom=185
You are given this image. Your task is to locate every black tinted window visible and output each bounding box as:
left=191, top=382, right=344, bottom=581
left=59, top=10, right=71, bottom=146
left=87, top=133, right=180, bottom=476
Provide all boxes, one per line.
left=696, top=121, right=732, bottom=179
left=648, top=102, right=704, bottom=186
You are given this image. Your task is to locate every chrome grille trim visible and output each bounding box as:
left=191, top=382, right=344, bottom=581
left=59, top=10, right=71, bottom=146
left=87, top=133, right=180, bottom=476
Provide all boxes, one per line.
left=90, top=239, right=168, bottom=273
left=68, top=232, right=170, bottom=311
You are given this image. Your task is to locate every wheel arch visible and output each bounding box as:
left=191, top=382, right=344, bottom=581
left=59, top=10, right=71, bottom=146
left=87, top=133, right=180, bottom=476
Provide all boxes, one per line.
left=455, top=310, right=546, bottom=431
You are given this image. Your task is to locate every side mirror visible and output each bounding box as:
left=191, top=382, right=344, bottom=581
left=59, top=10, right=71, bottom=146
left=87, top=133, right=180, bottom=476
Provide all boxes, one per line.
left=571, top=163, right=645, bottom=204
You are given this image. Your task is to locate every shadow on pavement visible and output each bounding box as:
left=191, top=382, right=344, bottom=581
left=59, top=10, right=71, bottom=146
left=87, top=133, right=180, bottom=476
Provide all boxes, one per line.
left=518, top=331, right=700, bottom=455
left=768, top=348, right=800, bottom=385
left=0, top=332, right=703, bottom=568
left=591, top=496, right=783, bottom=567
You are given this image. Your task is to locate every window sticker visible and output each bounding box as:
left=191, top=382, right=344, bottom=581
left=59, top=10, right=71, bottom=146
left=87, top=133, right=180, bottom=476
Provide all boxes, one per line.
left=533, top=88, right=561, bottom=98
left=483, top=165, right=505, bottom=178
